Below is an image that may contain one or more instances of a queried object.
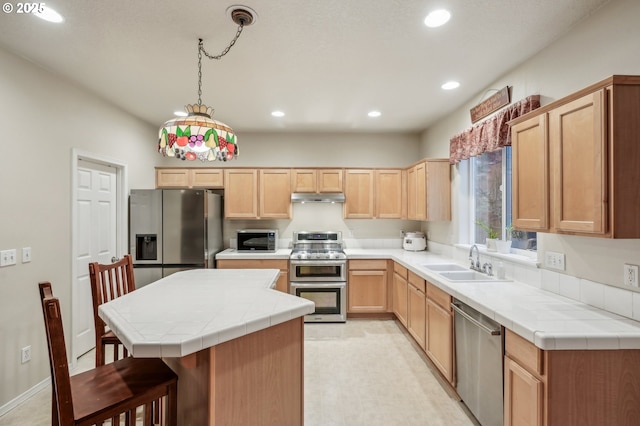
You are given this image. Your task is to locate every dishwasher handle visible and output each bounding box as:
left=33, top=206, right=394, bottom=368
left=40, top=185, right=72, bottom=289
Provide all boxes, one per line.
left=451, top=302, right=501, bottom=336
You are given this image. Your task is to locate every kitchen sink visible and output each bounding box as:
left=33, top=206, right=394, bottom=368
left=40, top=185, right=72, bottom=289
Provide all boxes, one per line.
left=437, top=270, right=510, bottom=282
left=422, top=263, right=468, bottom=272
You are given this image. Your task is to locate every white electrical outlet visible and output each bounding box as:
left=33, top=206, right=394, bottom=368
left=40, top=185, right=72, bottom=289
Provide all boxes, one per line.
left=624, top=264, right=639, bottom=287
left=544, top=251, right=566, bottom=271
left=22, top=247, right=32, bottom=263
left=21, top=346, right=31, bottom=364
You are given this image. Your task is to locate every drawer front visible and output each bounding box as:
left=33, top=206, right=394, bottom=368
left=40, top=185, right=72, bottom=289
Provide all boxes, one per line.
left=217, top=259, right=288, bottom=271
left=505, top=329, right=544, bottom=376
left=349, top=259, right=387, bottom=270
left=393, top=262, right=408, bottom=279
left=408, top=271, right=426, bottom=293
left=426, top=282, right=451, bottom=311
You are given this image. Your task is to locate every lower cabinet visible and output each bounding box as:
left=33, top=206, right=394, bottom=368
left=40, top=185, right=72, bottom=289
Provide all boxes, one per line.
left=407, top=271, right=426, bottom=350
left=392, top=263, right=408, bottom=327
left=216, top=259, right=289, bottom=293
left=426, top=282, right=453, bottom=384
left=347, top=259, right=388, bottom=313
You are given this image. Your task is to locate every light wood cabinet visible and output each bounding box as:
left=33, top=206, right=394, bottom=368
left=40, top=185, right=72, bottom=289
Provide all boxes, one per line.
left=511, top=114, right=549, bottom=231
left=504, top=356, right=543, bottom=426
left=426, top=282, right=453, bottom=383
left=344, top=169, right=375, bottom=219
left=347, top=259, right=388, bottom=313
left=510, top=75, right=640, bottom=238
left=292, top=169, right=343, bottom=193
left=216, top=259, right=289, bottom=293
left=224, top=169, right=259, bottom=218
left=375, top=169, right=405, bottom=219
left=406, top=160, right=451, bottom=221
left=224, top=169, right=291, bottom=219
left=156, top=168, right=224, bottom=189
left=392, top=262, right=408, bottom=327
left=407, top=271, right=426, bottom=349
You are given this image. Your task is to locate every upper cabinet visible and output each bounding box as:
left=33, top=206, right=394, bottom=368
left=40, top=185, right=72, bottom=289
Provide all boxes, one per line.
left=343, top=169, right=405, bottom=219
left=407, top=160, right=451, bottom=221
left=292, top=169, right=343, bottom=193
left=344, top=169, right=375, bottom=218
left=510, top=75, right=640, bottom=238
left=156, top=168, right=224, bottom=189
left=224, top=169, right=291, bottom=219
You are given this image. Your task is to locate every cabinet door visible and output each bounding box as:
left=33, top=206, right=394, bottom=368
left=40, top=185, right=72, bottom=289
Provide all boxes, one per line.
left=156, top=169, right=190, bottom=188
left=425, top=160, right=451, bottom=221
left=347, top=269, right=388, bottom=313
left=292, top=169, right=317, bottom=193
left=318, top=169, right=343, bottom=192
left=426, top=299, right=453, bottom=383
left=504, top=357, right=543, bottom=426
left=512, top=114, right=549, bottom=230
left=191, top=169, right=224, bottom=188
left=392, top=272, right=408, bottom=327
left=549, top=90, right=607, bottom=234
left=415, top=163, right=427, bottom=220
left=224, top=169, right=258, bottom=219
left=344, top=170, right=375, bottom=219
left=259, top=169, right=292, bottom=219
left=407, top=283, right=426, bottom=349
left=407, top=166, right=417, bottom=220
left=375, top=169, right=404, bottom=219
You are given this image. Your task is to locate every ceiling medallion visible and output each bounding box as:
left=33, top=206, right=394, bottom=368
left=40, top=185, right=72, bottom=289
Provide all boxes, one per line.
left=158, top=6, right=256, bottom=161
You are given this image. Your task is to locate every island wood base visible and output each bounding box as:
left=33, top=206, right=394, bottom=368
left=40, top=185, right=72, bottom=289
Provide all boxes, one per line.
left=164, top=317, right=304, bottom=426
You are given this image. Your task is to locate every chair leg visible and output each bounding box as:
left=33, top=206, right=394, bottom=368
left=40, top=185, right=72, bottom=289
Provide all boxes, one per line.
left=166, top=382, right=178, bottom=426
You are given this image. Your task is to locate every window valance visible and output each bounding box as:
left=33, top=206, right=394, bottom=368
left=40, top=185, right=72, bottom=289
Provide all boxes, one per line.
left=449, top=95, right=540, bottom=164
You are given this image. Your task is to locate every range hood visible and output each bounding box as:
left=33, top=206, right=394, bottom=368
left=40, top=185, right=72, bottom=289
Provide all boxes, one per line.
left=291, top=193, right=345, bottom=203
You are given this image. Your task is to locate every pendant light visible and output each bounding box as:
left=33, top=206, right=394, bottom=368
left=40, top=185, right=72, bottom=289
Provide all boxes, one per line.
left=158, top=7, right=255, bottom=161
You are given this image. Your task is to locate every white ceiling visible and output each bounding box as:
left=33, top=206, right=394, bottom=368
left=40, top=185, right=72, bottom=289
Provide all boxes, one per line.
left=0, top=0, right=610, bottom=133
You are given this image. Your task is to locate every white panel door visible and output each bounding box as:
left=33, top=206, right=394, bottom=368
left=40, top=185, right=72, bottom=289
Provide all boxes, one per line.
left=73, top=159, right=117, bottom=358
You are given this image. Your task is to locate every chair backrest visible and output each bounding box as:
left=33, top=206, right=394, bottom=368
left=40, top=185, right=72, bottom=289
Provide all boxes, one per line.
left=88, top=254, right=136, bottom=335
left=39, top=281, right=74, bottom=425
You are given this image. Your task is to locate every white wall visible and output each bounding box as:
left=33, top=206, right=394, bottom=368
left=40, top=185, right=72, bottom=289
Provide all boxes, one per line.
left=0, top=48, right=158, bottom=410
left=420, top=0, right=640, bottom=289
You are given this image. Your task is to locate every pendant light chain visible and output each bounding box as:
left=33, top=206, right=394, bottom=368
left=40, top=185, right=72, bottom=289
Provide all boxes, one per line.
left=196, top=24, right=245, bottom=106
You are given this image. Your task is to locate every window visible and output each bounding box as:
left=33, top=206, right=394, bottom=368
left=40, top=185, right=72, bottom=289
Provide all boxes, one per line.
left=470, top=147, right=536, bottom=251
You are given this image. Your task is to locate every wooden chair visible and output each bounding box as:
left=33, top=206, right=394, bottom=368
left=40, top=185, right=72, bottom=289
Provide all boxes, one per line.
left=39, top=281, right=178, bottom=426
left=88, top=254, right=136, bottom=366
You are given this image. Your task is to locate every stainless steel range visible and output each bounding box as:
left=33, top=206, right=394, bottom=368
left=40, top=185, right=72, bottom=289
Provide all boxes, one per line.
left=289, top=231, right=347, bottom=322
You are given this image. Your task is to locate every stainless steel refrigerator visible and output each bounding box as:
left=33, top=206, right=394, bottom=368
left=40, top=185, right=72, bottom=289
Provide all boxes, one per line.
left=129, top=189, right=223, bottom=287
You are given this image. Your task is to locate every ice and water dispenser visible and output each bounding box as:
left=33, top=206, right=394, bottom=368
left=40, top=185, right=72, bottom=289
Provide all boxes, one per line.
left=135, top=234, right=157, bottom=261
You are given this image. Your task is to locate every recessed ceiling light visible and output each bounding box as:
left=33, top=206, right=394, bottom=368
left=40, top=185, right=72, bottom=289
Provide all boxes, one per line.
left=34, top=6, right=64, bottom=23
left=368, top=111, right=381, bottom=118
left=424, top=9, right=450, bottom=28
left=441, top=81, right=460, bottom=90
left=174, top=110, right=188, bottom=117
left=271, top=111, right=285, bottom=117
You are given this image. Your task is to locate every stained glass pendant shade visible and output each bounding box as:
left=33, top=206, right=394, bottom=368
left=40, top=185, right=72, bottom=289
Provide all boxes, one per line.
left=157, top=7, right=255, bottom=162
left=158, top=104, right=237, bottom=162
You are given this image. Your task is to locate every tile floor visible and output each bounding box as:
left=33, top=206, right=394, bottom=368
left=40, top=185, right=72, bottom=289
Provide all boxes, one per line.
left=0, top=319, right=476, bottom=426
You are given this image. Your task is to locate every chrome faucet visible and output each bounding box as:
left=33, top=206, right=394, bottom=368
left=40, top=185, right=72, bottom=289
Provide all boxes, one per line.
left=469, top=244, right=481, bottom=271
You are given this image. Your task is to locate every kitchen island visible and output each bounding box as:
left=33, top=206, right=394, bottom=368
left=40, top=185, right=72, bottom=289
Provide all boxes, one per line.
left=98, top=268, right=315, bottom=426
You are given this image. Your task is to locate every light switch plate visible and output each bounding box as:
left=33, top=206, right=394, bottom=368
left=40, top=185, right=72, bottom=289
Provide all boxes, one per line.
left=544, top=251, right=565, bottom=271
left=22, top=247, right=32, bottom=263
left=0, top=249, right=17, bottom=267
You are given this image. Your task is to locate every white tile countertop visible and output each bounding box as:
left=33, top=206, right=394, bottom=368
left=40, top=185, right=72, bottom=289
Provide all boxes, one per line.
left=345, top=248, right=640, bottom=351
left=98, top=268, right=315, bottom=358
left=216, top=248, right=292, bottom=259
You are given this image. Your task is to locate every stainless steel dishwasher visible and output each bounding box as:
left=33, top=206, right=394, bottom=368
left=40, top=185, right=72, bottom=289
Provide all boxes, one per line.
left=452, top=299, right=504, bottom=426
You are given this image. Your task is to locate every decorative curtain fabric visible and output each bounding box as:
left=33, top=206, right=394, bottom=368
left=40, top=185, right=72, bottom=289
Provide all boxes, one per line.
left=449, top=95, right=541, bottom=164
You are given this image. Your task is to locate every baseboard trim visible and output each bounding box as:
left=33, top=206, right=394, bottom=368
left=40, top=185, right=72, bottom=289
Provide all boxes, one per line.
left=0, top=377, right=49, bottom=418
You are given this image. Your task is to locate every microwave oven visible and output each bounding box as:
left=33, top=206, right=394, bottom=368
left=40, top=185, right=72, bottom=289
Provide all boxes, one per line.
left=237, top=229, right=278, bottom=252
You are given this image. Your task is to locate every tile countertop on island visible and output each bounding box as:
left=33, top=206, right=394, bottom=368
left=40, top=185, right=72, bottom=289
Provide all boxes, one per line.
left=344, top=248, right=640, bottom=351
left=98, top=268, right=315, bottom=358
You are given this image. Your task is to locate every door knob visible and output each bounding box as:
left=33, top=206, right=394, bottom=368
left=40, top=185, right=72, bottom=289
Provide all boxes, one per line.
left=111, top=256, right=120, bottom=263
